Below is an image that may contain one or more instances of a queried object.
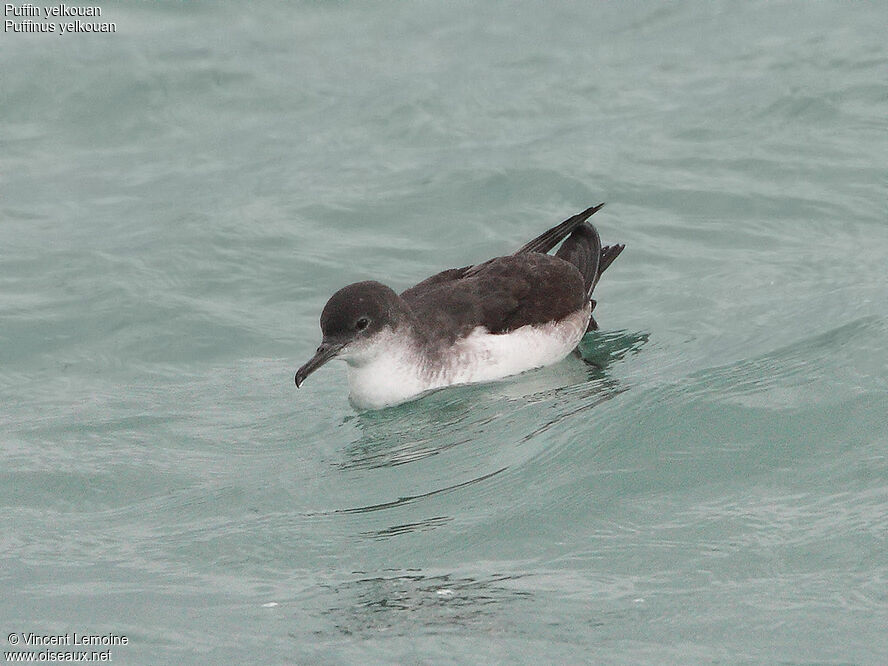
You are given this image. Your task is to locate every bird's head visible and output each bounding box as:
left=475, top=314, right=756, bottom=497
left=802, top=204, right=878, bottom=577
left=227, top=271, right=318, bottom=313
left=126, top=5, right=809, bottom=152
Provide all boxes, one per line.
left=295, top=281, right=406, bottom=387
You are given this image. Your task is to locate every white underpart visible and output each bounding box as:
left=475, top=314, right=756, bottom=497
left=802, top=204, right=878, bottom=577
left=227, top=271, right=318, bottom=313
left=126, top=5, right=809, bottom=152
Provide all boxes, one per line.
left=340, top=303, right=592, bottom=409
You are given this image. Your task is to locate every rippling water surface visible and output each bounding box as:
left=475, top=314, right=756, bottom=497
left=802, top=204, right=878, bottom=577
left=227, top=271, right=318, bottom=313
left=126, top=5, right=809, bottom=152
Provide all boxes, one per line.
left=2, top=1, right=887, bottom=662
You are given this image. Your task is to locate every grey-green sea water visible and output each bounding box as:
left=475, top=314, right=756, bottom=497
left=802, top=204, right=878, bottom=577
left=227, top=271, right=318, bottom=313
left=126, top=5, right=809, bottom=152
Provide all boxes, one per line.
left=2, top=1, right=887, bottom=663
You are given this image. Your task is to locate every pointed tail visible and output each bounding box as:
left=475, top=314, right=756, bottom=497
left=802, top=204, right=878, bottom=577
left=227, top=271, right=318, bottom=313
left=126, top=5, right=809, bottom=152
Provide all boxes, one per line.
left=515, top=205, right=623, bottom=331
left=553, top=212, right=625, bottom=331
left=555, top=224, right=624, bottom=295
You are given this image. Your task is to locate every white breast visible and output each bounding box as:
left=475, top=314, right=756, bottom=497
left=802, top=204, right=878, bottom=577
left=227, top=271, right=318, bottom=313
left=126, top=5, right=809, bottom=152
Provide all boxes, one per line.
left=344, top=304, right=591, bottom=409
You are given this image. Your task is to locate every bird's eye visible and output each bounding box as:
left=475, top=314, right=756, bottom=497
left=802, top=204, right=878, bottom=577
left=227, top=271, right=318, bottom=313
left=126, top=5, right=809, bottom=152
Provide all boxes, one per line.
left=355, top=317, right=370, bottom=331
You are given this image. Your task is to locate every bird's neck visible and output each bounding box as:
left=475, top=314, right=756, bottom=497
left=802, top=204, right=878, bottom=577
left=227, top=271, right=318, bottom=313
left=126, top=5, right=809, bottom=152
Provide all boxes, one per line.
left=344, top=323, right=436, bottom=409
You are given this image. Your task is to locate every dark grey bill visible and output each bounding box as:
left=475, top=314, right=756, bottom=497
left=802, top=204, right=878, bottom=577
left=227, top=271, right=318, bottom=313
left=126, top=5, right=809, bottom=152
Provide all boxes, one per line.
left=295, top=341, right=344, bottom=388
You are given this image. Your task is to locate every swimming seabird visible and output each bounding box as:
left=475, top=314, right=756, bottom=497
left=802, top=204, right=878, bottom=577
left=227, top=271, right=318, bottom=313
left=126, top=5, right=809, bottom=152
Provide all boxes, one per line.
left=295, top=204, right=624, bottom=409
